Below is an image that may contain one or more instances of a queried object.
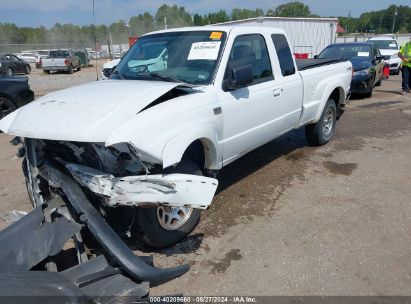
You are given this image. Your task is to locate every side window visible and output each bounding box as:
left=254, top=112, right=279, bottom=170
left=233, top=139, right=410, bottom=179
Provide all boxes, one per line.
left=224, top=34, right=273, bottom=86
left=271, top=34, right=296, bottom=77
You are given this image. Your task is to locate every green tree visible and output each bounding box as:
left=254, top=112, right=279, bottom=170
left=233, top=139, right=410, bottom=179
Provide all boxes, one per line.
left=274, top=1, right=311, bottom=17
left=231, top=8, right=264, bottom=21
left=154, top=5, right=192, bottom=29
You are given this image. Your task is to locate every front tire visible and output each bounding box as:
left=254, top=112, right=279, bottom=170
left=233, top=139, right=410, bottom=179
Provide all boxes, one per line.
left=25, top=65, right=31, bottom=75
left=6, top=68, right=13, bottom=76
left=135, top=160, right=203, bottom=249
left=305, top=98, right=337, bottom=146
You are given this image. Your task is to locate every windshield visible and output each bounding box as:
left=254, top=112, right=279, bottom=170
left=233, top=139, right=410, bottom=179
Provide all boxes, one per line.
left=49, top=50, right=70, bottom=58
left=318, top=44, right=371, bottom=60
left=369, top=40, right=398, bottom=50
left=113, top=30, right=227, bottom=85
left=37, top=51, right=49, bottom=55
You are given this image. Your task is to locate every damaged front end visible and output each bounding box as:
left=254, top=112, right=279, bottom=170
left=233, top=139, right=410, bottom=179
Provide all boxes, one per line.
left=25, top=138, right=218, bottom=209
left=0, top=137, right=218, bottom=301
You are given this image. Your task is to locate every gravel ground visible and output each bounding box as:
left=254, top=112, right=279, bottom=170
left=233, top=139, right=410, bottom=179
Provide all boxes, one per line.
left=0, top=70, right=410, bottom=296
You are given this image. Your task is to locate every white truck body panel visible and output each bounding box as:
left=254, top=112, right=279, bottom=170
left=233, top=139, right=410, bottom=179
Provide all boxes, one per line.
left=1, top=26, right=352, bottom=175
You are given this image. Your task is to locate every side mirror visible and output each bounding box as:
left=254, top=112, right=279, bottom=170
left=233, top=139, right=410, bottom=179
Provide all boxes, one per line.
left=376, top=55, right=384, bottom=62
left=314, top=55, right=319, bottom=59
left=223, top=64, right=253, bottom=91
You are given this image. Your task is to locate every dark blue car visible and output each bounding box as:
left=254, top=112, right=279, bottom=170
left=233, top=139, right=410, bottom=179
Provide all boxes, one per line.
left=317, top=42, right=384, bottom=97
left=0, top=76, right=34, bottom=120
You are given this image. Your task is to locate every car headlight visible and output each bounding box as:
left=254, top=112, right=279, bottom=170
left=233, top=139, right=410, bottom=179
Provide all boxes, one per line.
left=353, top=69, right=370, bottom=76
left=391, top=53, right=399, bottom=59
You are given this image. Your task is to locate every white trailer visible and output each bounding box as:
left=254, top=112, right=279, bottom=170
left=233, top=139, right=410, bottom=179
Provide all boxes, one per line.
left=215, top=17, right=338, bottom=57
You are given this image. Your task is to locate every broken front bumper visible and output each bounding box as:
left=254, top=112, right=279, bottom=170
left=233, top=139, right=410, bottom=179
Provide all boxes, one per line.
left=65, top=163, right=219, bottom=209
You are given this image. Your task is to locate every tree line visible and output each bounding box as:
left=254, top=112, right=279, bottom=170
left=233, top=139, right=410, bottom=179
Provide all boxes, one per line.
left=0, top=2, right=410, bottom=47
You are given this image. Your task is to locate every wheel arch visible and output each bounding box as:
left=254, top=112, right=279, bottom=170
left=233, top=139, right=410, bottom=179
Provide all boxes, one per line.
left=162, top=129, right=219, bottom=171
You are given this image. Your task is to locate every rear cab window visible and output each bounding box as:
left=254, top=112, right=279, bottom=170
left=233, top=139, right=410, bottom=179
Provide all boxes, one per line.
left=271, top=34, right=296, bottom=77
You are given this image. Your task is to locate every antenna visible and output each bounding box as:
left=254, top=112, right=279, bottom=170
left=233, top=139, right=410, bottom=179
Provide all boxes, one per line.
left=92, top=0, right=99, bottom=80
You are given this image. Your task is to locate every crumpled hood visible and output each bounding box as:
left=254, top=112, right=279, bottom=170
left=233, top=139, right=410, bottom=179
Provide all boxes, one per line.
left=0, top=80, right=183, bottom=142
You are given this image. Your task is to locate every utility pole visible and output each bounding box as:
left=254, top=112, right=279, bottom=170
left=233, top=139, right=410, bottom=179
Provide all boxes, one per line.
left=391, top=9, right=397, bottom=34
left=164, top=17, right=167, bottom=30
left=378, top=13, right=383, bottom=34
left=344, top=10, right=351, bottom=43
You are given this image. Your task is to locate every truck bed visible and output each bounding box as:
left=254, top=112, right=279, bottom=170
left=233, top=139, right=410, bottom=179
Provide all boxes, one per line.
left=296, top=58, right=347, bottom=71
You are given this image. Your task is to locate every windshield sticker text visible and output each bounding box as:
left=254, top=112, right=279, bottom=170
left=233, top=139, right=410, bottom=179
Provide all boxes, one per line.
left=188, top=41, right=221, bottom=61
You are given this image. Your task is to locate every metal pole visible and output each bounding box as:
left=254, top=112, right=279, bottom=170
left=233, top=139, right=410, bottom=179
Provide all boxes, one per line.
left=391, top=10, right=397, bottom=34
left=379, top=13, right=383, bottom=34
left=164, top=17, right=167, bottom=30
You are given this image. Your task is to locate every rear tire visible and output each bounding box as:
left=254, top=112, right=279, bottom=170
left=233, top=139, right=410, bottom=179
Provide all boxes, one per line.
left=6, top=68, right=13, bottom=76
left=43, top=70, right=50, bottom=74
left=68, top=65, right=73, bottom=74
left=25, top=65, right=31, bottom=75
left=77, top=65, right=81, bottom=71
left=305, top=98, right=337, bottom=146
left=134, top=160, right=203, bottom=249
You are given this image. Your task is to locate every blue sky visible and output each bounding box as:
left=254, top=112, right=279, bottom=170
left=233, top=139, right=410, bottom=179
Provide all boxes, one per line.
left=0, top=0, right=408, bottom=27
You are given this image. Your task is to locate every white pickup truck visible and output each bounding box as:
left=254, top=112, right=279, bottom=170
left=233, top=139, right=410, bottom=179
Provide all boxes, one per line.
left=0, top=26, right=351, bottom=248
left=42, top=49, right=81, bottom=74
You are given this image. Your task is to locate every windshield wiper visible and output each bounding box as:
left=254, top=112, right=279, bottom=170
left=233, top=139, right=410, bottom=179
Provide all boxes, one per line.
left=149, top=72, right=186, bottom=84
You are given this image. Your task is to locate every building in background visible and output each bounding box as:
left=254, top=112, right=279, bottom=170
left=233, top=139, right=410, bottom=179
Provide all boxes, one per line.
left=215, top=17, right=339, bottom=58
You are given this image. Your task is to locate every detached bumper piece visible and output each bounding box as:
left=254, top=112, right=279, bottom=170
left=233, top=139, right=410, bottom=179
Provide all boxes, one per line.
left=0, top=161, right=190, bottom=303
left=65, top=163, right=219, bottom=209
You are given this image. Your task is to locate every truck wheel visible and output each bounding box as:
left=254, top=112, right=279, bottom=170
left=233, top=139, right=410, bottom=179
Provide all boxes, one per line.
left=68, top=65, right=74, bottom=74
left=7, top=68, right=14, bottom=76
left=77, top=65, right=81, bottom=71
left=43, top=70, right=50, bottom=74
left=305, top=99, right=337, bottom=146
left=25, top=65, right=31, bottom=75
left=135, top=160, right=202, bottom=249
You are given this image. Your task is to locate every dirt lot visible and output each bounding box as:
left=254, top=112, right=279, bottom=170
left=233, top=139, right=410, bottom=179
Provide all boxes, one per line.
left=0, top=68, right=410, bottom=295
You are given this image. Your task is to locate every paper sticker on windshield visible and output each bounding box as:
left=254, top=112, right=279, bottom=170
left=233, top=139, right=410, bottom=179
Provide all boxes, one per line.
left=188, top=41, right=221, bottom=60
left=358, top=52, right=369, bottom=57
left=389, top=43, right=397, bottom=47
left=210, top=32, right=222, bottom=40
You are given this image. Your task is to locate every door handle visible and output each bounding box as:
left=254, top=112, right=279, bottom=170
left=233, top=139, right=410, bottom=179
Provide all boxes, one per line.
left=273, top=88, right=282, bottom=97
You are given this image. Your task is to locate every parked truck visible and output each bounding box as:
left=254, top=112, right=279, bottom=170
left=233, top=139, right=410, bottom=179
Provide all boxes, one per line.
left=0, top=26, right=352, bottom=251
left=42, top=49, right=81, bottom=74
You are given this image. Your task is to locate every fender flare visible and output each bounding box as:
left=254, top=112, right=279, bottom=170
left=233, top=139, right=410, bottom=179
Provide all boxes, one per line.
left=162, top=125, right=220, bottom=170
left=313, top=85, right=345, bottom=122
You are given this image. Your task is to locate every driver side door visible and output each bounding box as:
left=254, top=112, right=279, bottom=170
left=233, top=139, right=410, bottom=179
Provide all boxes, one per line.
left=217, top=34, right=283, bottom=165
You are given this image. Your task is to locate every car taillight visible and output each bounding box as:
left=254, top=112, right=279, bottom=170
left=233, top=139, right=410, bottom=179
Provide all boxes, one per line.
left=64, top=59, right=68, bottom=65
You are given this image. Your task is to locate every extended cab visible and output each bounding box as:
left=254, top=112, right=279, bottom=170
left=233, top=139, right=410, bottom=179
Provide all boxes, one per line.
left=0, top=26, right=351, bottom=248
left=42, top=49, right=81, bottom=74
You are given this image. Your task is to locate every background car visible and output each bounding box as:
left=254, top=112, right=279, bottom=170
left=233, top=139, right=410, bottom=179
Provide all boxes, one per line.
left=18, top=52, right=37, bottom=63
left=0, top=75, right=34, bottom=120
left=316, top=42, right=384, bottom=97
left=0, top=54, right=31, bottom=76
left=35, top=50, right=50, bottom=69
left=368, top=36, right=401, bottom=75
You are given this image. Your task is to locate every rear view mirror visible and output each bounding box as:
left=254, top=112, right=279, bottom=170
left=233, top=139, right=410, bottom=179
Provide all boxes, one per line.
left=223, top=65, right=253, bottom=91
